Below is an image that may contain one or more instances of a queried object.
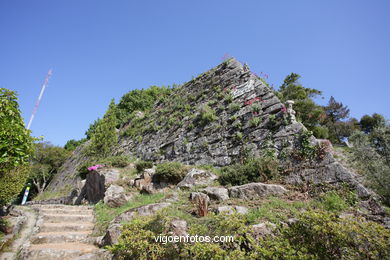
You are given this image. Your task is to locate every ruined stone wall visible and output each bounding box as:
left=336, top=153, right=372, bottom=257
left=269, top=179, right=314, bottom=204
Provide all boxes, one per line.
left=116, top=58, right=304, bottom=166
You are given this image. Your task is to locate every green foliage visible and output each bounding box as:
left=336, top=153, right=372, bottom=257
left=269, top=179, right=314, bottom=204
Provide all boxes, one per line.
left=33, top=184, right=72, bottom=201
left=228, top=102, right=240, bottom=112
left=85, top=118, right=102, bottom=139
left=249, top=117, right=261, bottom=127
left=0, top=166, right=29, bottom=205
left=219, top=157, right=280, bottom=186
left=94, top=193, right=165, bottom=236
left=154, top=162, right=187, bottom=184
left=29, top=142, right=71, bottom=194
left=135, top=160, right=154, bottom=172
left=247, top=197, right=307, bottom=224
left=224, top=93, right=233, bottom=104
left=349, top=127, right=390, bottom=205
left=235, top=131, right=243, bottom=142
left=77, top=155, right=132, bottom=179
left=295, top=131, right=317, bottom=160
left=64, top=138, right=87, bottom=151
left=312, top=125, right=329, bottom=139
left=276, top=73, right=326, bottom=131
left=360, top=113, right=386, bottom=133
left=251, top=103, right=261, bottom=113
left=88, top=99, right=118, bottom=158
left=0, top=88, right=35, bottom=206
left=116, top=86, right=172, bottom=126
left=281, top=210, right=390, bottom=259
left=103, top=155, right=132, bottom=168
left=0, top=88, right=35, bottom=172
left=316, top=191, right=349, bottom=212
left=197, top=105, right=217, bottom=126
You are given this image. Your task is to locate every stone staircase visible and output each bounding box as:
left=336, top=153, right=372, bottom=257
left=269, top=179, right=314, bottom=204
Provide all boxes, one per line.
left=20, top=204, right=110, bottom=260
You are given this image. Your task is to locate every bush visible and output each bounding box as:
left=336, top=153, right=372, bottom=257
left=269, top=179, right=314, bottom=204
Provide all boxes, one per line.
left=154, top=162, right=187, bottom=184
left=0, top=166, right=29, bottom=205
left=219, top=157, right=280, bottom=186
left=280, top=210, right=390, bottom=259
left=249, top=117, right=261, bottom=127
left=135, top=160, right=154, bottom=172
left=228, top=102, right=241, bottom=112
left=198, top=105, right=217, bottom=126
left=104, top=155, right=131, bottom=168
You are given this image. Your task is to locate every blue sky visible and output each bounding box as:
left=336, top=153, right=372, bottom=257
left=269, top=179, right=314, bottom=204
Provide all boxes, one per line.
left=1, top=0, right=389, bottom=146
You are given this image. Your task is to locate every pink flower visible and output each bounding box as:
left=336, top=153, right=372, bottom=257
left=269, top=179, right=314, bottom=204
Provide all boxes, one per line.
left=281, top=106, right=287, bottom=113
left=87, top=164, right=104, bottom=171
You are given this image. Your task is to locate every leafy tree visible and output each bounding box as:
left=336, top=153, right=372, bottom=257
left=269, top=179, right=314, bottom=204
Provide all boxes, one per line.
left=29, top=142, right=70, bottom=194
left=349, top=125, right=390, bottom=205
left=88, top=99, right=118, bottom=158
left=277, top=73, right=326, bottom=132
left=0, top=88, right=35, bottom=205
left=64, top=138, right=87, bottom=151
left=360, top=113, right=386, bottom=133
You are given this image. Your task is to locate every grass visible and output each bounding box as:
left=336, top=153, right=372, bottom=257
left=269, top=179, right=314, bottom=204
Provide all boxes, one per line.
left=33, top=184, right=73, bottom=201
left=246, top=197, right=308, bottom=224
left=94, top=193, right=165, bottom=235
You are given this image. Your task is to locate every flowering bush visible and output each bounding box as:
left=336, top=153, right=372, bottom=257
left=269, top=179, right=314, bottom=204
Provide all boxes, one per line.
left=87, top=164, right=104, bottom=171
left=244, top=97, right=262, bottom=106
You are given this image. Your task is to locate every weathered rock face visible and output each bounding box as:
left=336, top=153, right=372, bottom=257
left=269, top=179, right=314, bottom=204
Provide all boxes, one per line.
left=177, top=168, right=217, bottom=189
left=103, top=185, right=132, bottom=207
left=202, top=187, right=229, bottom=201
left=228, top=183, right=287, bottom=200
left=116, top=58, right=304, bottom=166
left=215, top=205, right=248, bottom=215
left=75, top=171, right=106, bottom=204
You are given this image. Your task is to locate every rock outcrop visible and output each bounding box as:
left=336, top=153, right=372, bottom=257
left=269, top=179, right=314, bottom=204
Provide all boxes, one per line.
left=228, top=183, right=287, bottom=200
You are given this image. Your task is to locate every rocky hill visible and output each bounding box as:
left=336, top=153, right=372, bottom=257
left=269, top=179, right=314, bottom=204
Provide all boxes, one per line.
left=4, top=58, right=388, bottom=259
left=48, top=58, right=373, bottom=203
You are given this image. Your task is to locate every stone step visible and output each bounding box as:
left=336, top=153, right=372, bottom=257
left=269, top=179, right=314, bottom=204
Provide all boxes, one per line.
left=24, top=243, right=99, bottom=260
left=31, top=231, right=91, bottom=244
left=31, top=204, right=93, bottom=210
left=40, top=208, right=94, bottom=216
left=39, top=223, right=94, bottom=232
left=42, top=214, right=94, bottom=223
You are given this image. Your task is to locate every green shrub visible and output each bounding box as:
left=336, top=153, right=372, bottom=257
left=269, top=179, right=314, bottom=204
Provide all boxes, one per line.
left=219, top=157, right=280, bottom=186
left=104, top=155, right=131, bottom=168
left=0, top=166, right=29, bottom=205
left=228, top=102, right=241, bottom=112
left=249, top=117, right=261, bottom=127
left=281, top=210, right=390, bottom=259
left=198, top=105, right=217, bottom=126
left=251, top=104, right=261, bottom=113
left=316, top=191, right=349, bottom=212
left=154, top=162, right=187, bottom=184
left=224, top=94, right=233, bottom=103
left=135, top=160, right=154, bottom=172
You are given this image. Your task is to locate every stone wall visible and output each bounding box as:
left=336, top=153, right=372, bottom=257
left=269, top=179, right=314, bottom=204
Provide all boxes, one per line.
left=116, top=58, right=304, bottom=166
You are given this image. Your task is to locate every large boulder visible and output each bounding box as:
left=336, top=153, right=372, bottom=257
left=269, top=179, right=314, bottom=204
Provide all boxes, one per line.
left=202, top=187, right=229, bottom=201
left=177, top=168, right=217, bottom=189
left=102, top=202, right=171, bottom=246
left=189, top=192, right=210, bottom=205
left=75, top=167, right=122, bottom=205
left=215, top=206, right=248, bottom=215
left=228, top=183, right=287, bottom=200
left=103, top=185, right=132, bottom=207
left=169, top=219, right=188, bottom=236
left=251, top=222, right=276, bottom=238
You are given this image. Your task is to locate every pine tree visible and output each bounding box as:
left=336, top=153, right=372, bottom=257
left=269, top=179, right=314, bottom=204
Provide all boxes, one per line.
left=88, top=99, right=118, bottom=158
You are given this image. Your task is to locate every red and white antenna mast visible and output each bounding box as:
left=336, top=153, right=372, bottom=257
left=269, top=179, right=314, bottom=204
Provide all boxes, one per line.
left=27, top=69, right=52, bottom=130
